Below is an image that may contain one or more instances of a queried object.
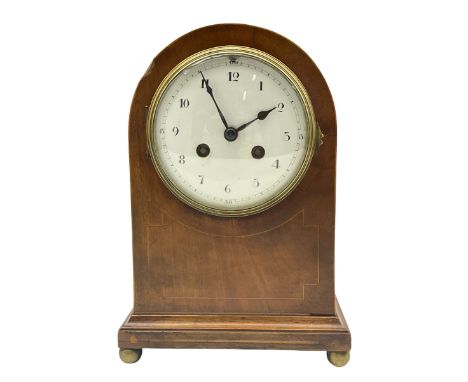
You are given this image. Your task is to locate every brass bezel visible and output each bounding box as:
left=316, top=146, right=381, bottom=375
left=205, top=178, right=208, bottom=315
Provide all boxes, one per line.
left=147, top=46, right=321, bottom=217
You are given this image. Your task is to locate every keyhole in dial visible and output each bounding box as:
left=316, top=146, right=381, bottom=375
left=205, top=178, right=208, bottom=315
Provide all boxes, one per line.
left=251, top=145, right=265, bottom=159
left=196, top=143, right=210, bottom=158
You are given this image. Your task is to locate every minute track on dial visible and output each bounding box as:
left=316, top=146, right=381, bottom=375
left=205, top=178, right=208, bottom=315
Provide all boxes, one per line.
left=149, top=47, right=315, bottom=215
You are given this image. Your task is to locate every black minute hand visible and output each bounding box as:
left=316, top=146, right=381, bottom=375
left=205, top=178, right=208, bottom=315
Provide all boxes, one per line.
left=200, top=71, right=229, bottom=129
left=236, top=106, right=277, bottom=133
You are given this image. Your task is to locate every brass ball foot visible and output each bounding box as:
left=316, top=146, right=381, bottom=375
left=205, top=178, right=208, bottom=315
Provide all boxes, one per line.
left=119, top=348, right=142, bottom=364
left=327, top=351, right=350, bottom=367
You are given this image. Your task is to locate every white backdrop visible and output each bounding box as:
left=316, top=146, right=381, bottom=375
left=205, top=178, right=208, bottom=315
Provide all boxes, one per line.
left=1, top=1, right=467, bottom=380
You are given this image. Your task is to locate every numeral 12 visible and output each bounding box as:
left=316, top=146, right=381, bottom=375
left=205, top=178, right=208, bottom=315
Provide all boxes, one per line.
left=228, top=72, right=239, bottom=81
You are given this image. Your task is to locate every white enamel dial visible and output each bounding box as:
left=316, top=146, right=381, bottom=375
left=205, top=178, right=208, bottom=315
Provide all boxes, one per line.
left=148, top=47, right=318, bottom=216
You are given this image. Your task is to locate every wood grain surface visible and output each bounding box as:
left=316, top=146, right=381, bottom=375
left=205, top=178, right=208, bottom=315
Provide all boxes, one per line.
left=119, top=23, right=350, bottom=352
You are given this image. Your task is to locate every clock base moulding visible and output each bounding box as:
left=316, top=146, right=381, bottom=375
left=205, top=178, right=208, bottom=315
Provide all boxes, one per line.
left=118, top=299, right=350, bottom=355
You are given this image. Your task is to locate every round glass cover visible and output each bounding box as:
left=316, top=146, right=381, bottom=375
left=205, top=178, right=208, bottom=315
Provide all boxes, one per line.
left=147, top=46, right=320, bottom=216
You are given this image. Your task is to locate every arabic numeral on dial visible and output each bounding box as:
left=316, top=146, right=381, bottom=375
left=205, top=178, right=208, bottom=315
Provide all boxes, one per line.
left=179, top=155, right=185, bottom=164
left=277, top=102, right=285, bottom=112
left=273, top=159, right=279, bottom=169
left=228, top=72, right=239, bottom=81
left=180, top=98, right=189, bottom=108
left=259, top=81, right=263, bottom=91
left=253, top=178, right=260, bottom=187
left=159, top=128, right=164, bottom=134
left=225, top=184, right=231, bottom=193
left=198, top=175, right=204, bottom=184
left=172, top=126, right=179, bottom=136
left=201, top=79, right=209, bottom=88
left=283, top=131, right=291, bottom=141
left=299, top=133, right=304, bottom=140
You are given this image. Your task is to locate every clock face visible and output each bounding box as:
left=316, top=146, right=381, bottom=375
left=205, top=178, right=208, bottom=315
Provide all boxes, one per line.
left=148, top=47, right=320, bottom=216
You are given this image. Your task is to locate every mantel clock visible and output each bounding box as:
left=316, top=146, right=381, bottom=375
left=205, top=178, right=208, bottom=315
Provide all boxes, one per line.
left=118, top=24, right=351, bottom=367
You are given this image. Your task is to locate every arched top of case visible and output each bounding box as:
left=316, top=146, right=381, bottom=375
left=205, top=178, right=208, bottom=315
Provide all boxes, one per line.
left=129, top=24, right=337, bottom=234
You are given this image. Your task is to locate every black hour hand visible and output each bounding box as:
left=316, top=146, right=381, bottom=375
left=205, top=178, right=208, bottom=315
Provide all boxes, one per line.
left=236, top=106, right=277, bottom=133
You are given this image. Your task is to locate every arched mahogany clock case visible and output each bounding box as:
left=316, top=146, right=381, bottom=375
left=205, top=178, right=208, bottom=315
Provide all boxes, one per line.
left=118, top=24, right=351, bottom=367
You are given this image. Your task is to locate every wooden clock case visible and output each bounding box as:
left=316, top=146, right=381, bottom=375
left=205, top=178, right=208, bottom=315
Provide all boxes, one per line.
left=118, top=24, right=351, bottom=364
